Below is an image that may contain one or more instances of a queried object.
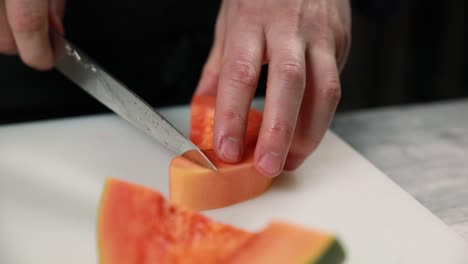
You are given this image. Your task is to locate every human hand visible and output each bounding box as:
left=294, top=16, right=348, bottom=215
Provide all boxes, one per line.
left=0, top=0, right=66, bottom=70
left=195, top=0, right=351, bottom=177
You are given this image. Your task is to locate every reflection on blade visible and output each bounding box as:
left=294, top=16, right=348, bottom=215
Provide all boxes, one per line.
left=51, top=31, right=217, bottom=170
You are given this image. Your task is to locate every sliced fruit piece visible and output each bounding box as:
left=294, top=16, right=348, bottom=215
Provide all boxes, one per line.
left=227, top=222, right=345, bottom=264
left=170, top=149, right=271, bottom=211
left=98, top=177, right=253, bottom=264
left=97, top=177, right=345, bottom=264
left=170, top=95, right=270, bottom=211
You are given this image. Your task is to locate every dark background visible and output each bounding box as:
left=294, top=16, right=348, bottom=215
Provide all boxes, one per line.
left=0, top=0, right=466, bottom=124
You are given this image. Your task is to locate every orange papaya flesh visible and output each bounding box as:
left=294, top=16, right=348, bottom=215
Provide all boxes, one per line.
left=98, top=177, right=345, bottom=264
left=98, top=177, right=253, bottom=264
left=189, top=95, right=262, bottom=150
left=170, top=149, right=271, bottom=211
left=227, top=222, right=345, bottom=264
left=170, top=95, right=272, bottom=210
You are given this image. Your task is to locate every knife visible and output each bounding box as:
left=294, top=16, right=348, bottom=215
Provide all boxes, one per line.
left=51, top=32, right=217, bottom=170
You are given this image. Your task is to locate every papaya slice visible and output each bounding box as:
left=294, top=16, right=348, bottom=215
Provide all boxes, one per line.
left=229, top=222, right=346, bottom=264
left=97, top=177, right=345, bottom=264
left=170, top=149, right=271, bottom=211
left=170, top=95, right=272, bottom=211
left=98, top=177, right=252, bottom=264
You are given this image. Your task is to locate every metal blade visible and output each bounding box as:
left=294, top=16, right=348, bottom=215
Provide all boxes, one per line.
left=52, top=32, right=217, bottom=170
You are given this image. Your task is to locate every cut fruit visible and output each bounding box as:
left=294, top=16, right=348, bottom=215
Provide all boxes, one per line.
left=98, top=177, right=252, bottom=264
left=170, top=95, right=271, bottom=211
left=228, top=222, right=346, bottom=264
left=97, top=177, right=345, bottom=264
left=170, top=149, right=271, bottom=211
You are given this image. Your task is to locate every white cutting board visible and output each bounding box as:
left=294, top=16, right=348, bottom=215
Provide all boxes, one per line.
left=0, top=101, right=467, bottom=264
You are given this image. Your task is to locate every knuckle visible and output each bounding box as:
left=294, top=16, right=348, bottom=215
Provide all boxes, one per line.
left=311, top=1, right=329, bottom=25
left=306, top=3, right=333, bottom=42
left=267, top=120, right=295, bottom=142
left=320, top=75, right=342, bottom=104
left=234, top=0, right=260, bottom=18
left=10, top=4, right=46, bottom=33
left=283, top=4, right=303, bottom=28
left=222, top=108, right=247, bottom=125
left=226, top=52, right=259, bottom=90
left=276, top=59, right=305, bottom=85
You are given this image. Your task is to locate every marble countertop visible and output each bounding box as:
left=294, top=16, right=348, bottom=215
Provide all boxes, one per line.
left=331, top=98, right=468, bottom=241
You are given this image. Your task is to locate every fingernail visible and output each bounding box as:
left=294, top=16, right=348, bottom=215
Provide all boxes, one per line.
left=220, top=137, right=241, bottom=162
left=259, top=152, right=282, bottom=177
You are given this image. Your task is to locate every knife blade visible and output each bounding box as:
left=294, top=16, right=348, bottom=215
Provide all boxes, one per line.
left=51, top=32, right=217, bottom=170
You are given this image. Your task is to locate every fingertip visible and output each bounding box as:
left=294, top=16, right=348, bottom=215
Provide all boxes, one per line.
left=216, top=136, right=242, bottom=163
left=256, top=151, right=283, bottom=178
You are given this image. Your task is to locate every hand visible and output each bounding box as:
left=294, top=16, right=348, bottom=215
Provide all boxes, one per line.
left=0, top=0, right=66, bottom=70
left=196, top=0, right=351, bottom=177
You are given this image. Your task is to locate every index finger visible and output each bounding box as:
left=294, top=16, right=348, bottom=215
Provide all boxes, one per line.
left=214, top=7, right=264, bottom=163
